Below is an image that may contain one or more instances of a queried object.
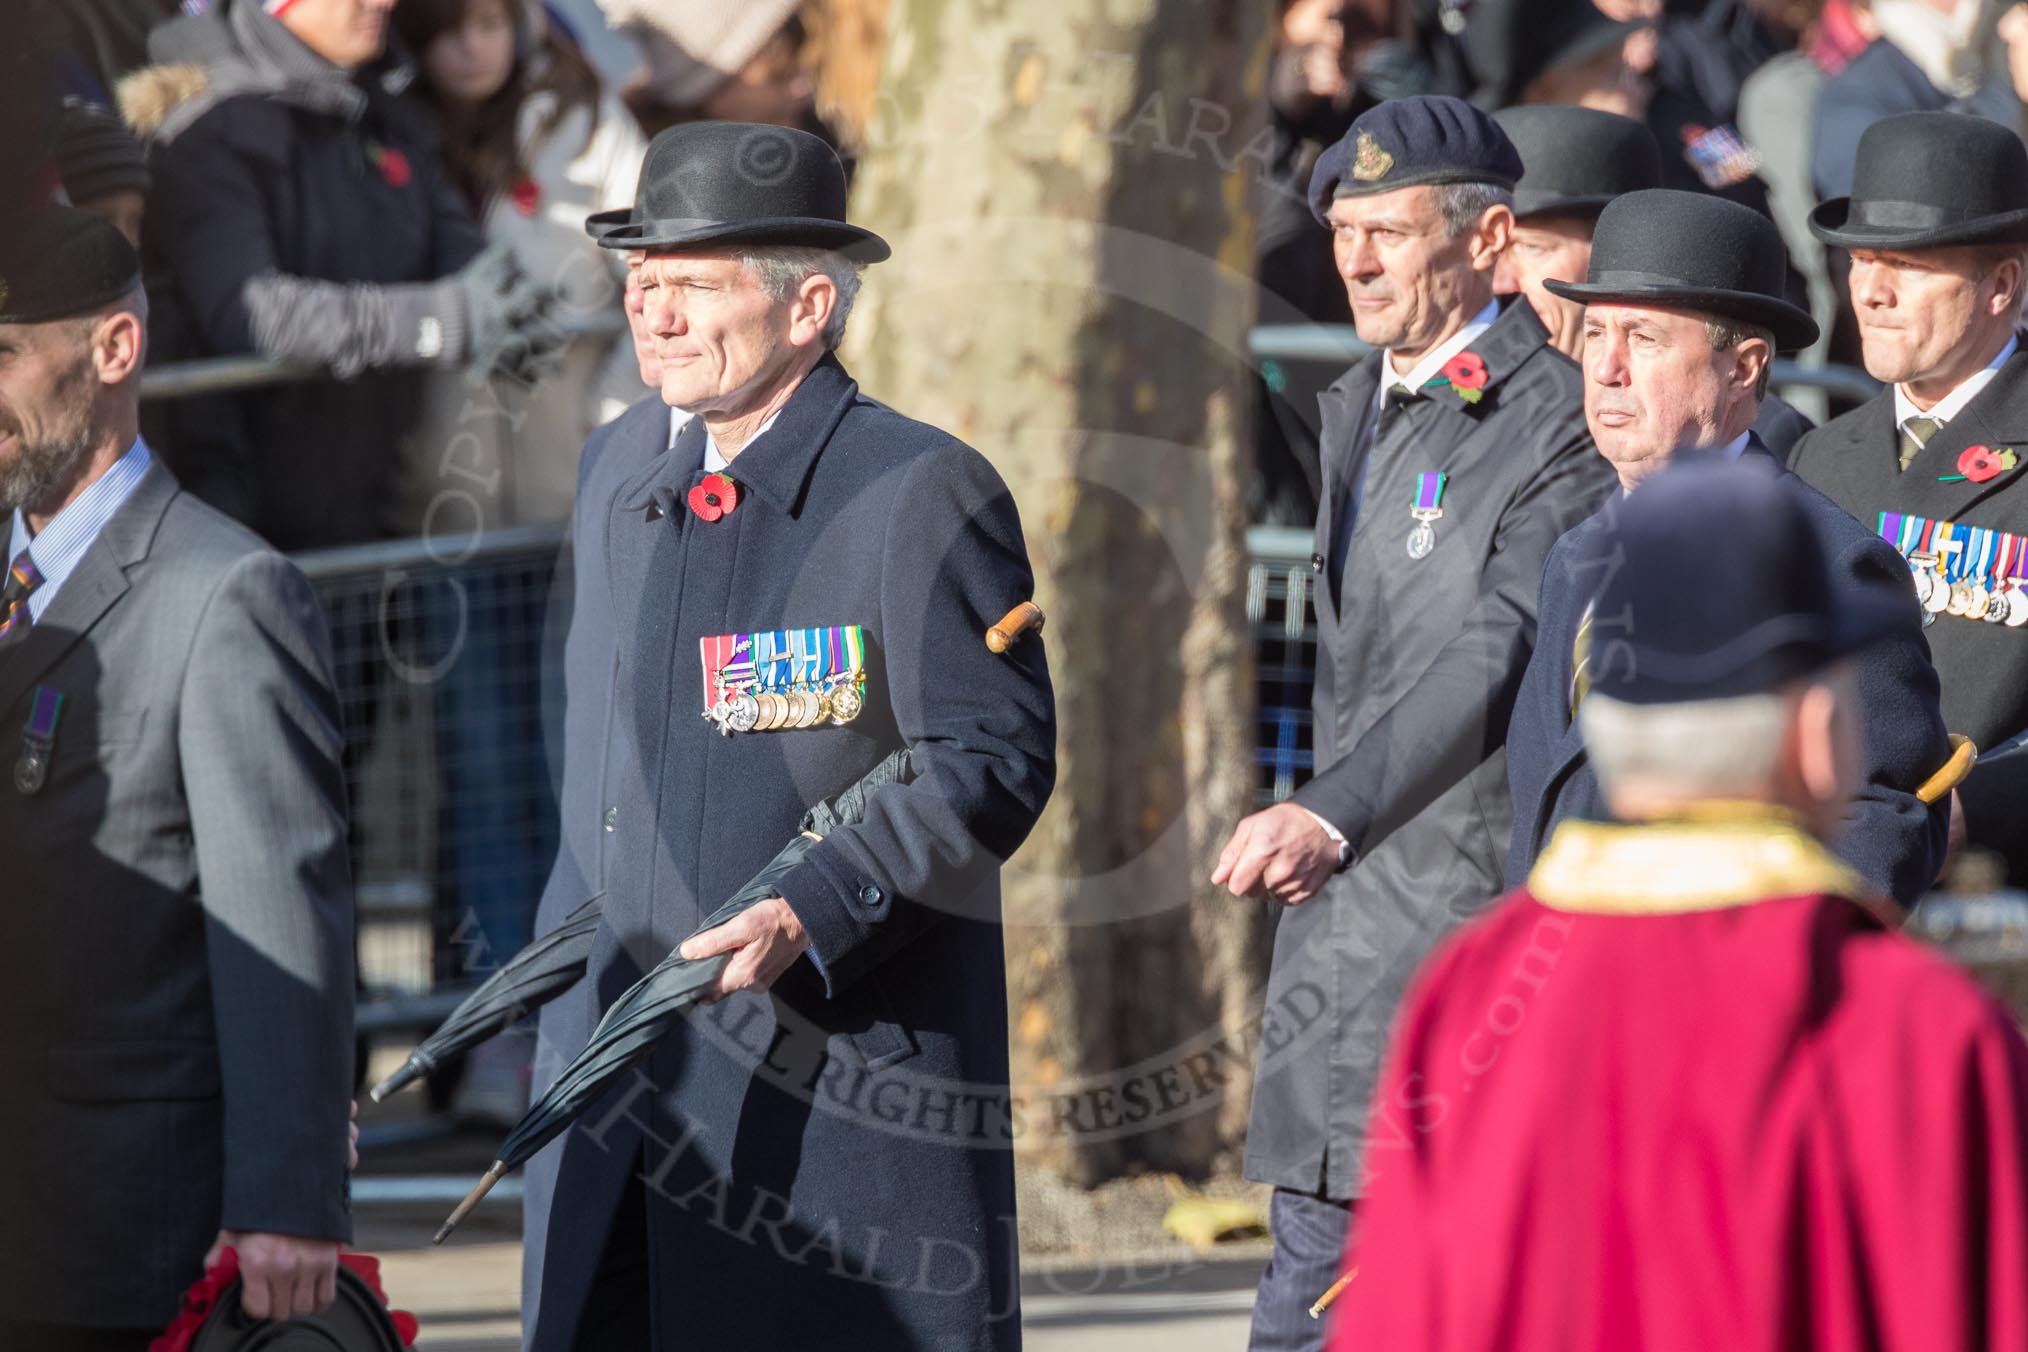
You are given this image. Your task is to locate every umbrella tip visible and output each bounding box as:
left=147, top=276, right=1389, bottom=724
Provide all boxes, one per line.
left=368, top=1059, right=419, bottom=1103
left=435, top=1161, right=509, bottom=1245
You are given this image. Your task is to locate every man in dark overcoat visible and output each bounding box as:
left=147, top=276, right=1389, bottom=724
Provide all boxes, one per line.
left=524, top=122, right=1056, bottom=1352
left=1790, top=111, right=2028, bottom=887
left=1210, top=96, right=1615, bottom=1350
left=1505, top=189, right=1955, bottom=905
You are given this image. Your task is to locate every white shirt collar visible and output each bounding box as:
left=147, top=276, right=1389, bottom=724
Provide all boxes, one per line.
left=1379, top=298, right=1501, bottom=402
left=1893, top=333, right=2018, bottom=429
left=667, top=407, right=783, bottom=474
left=7, top=438, right=153, bottom=623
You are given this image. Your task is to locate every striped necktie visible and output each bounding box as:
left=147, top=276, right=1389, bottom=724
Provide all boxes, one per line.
left=0, top=549, right=43, bottom=641
left=1898, top=415, right=1940, bottom=472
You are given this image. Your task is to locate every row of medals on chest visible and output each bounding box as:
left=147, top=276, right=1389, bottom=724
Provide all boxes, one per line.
left=705, top=675, right=865, bottom=736
left=1907, top=547, right=2028, bottom=626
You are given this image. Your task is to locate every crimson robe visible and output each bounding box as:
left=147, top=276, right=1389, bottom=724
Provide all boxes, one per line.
left=1329, top=815, right=2028, bottom=1352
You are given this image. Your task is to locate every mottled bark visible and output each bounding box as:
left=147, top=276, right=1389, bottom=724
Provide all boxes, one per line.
left=846, top=0, right=1272, bottom=1184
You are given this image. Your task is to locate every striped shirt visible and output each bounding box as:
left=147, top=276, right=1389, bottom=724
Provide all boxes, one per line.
left=7, top=438, right=154, bottom=623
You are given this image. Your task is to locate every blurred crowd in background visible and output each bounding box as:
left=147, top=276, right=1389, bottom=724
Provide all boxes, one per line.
left=19, top=0, right=2028, bottom=556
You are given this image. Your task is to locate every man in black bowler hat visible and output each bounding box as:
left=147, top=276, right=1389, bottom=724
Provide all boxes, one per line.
left=1492, top=103, right=1816, bottom=456
left=1791, top=110, right=2028, bottom=888
left=0, top=209, right=355, bottom=1349
left=1330, top=459, right=2012, bottom=1352
left=1505, top=188, right=1955, bottom=907
left=522, top=122, right=1056, bottom=1352
left=1209, top=94, right=1613, bottom=1351
left=1492, top=105, right=1662, bottom=361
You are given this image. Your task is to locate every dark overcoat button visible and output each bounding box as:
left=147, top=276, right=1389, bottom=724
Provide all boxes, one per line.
left=857, top=884, right=884, bottom=908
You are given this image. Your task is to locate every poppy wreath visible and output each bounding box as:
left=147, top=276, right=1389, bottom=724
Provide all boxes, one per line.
left=1942, top=445, right=2021, bottom=484
left=1429, top=352, right=1488, bottom=405
left=689, top=472, right=740, bottom=522
left=149, top=1248, right=419, bottom=1352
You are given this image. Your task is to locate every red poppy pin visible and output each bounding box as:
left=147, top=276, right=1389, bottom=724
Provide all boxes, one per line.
left=1941, top=445, right=2021, bottom=484
left=510, top=176, right=541, bottom=216
left=1433, top=352, right=1488, bottom=404
left=370, top=142, right=412, bottom=189
left=688, top=473, right=740, bottom=522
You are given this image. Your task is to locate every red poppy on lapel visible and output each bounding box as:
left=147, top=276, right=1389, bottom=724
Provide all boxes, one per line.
left=371, top=143, right=412, bottom=189
left=510, top=176, right=541, bottom=216
left=1953, top=445, right=2019, bottom=484
left=1435, top=352, right=1488, bottom=404
left=688, top=473, right=740, bottom=522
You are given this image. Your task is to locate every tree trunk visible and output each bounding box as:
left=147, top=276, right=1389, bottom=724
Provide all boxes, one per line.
left=845, top=0, right=1272, bottom=1186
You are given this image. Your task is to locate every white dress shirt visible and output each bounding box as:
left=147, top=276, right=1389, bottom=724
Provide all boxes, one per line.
left=1893, top=334, right=2018, bottom=429
left=668, top=407, right=784, bottom=473
left=7, top=438, right=153, bottom=623
left=1376, top=299, right=1502, bottom=408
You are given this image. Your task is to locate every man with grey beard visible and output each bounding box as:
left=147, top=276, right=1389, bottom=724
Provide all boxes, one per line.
left=0, top=207, right=354, bottom=1349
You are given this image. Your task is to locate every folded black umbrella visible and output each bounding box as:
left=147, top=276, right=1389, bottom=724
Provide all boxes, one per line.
left=435, top=748, right=915, bottom=1242
left=368, top=893, right=607, bottom=1104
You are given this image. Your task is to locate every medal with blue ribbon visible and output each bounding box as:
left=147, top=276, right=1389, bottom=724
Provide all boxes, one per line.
left=15, top=686, right=63, bottom=795
left=1407, top=472, right=1446, bottom=560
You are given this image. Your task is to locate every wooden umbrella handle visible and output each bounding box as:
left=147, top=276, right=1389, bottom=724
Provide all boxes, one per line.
left=986, top=601, right=1045, bottom=654
left=1309, top=1267, right=1357, bottom=1318
left=1916, top=733, right=1977, bottom=805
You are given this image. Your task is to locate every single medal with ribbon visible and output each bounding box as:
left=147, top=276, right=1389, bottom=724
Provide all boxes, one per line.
left=1407, top=472, right=1446, bottom=560
left=2007, top=533, right=2028, bottom=628
left=1985, top=531, right=2015, bottom=624
left=14, top=686, right=63, bottom=795
left=1882, top=511, right=1935, bottom=609
left=1926, top=522, right=1957, bottom=620
left=1967, top=527, right=1997, bottom=619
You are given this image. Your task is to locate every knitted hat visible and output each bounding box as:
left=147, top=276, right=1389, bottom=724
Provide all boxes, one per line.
left=601, top=0, right=803, bottom=108
left=56, top=100, right=149, bottom=205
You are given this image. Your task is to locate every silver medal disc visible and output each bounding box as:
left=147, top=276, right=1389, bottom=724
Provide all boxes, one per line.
left=1407, top=520, right=1435, bottom=560
left=725, top=692, right=761, bottom=733
left=2009, top=588, right=2028, bottom=628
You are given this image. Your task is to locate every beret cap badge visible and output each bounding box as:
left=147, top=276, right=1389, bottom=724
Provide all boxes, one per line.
left=1352, top=132, right=1395, bottom=182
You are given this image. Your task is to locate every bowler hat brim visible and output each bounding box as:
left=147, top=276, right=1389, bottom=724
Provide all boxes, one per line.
left=597, top=216, right=891, bottom=263
left=1807, top=197, right=2028, bottom=251
left=583, top=207, right=632, bottom=240
left=1510, top=190, right=1614, bottom=222
left=1542, top=278, right=1820, bottom=351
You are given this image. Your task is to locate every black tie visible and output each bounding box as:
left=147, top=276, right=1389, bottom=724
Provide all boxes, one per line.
left=648, top=416, right=710, bottom=522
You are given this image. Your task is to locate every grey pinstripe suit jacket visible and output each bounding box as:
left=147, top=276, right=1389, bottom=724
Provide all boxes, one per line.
left=0, top=460, right=354, bottom=1330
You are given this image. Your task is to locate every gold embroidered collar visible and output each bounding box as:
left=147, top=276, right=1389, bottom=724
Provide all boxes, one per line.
left=1527, top=810, right=1900, bottom=927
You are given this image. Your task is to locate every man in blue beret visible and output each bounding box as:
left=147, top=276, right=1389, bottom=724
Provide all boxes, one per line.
left=1211, top=94, right=1615, bottom=1350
